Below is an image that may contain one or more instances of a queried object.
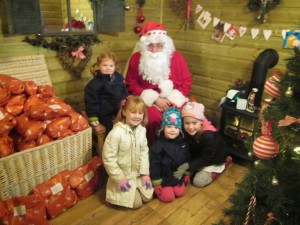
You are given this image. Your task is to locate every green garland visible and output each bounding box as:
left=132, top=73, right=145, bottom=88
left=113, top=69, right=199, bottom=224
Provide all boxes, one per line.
left=23, top=34, right=100, bottom=78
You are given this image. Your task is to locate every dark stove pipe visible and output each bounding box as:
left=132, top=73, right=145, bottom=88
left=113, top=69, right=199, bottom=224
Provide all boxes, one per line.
left=248, top=48, right=279, bottom=107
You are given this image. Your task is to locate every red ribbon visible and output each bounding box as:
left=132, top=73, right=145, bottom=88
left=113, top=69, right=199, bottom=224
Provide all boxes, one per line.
left=278, top=115, right=300, bottom=127
left=71, top=46, right=86, bottom=60
left=187, top=0, right=192, bottom=20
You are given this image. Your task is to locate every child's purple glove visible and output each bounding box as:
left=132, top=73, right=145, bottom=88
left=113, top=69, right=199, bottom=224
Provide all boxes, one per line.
left=142, top=175, right=152, bottom=189
left=118, top=178, right=131, bottom=192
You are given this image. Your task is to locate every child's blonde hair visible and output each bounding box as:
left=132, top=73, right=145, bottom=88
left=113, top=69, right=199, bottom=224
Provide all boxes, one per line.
left=115, top=95, right=148, bottom=126
left=90, top=51, right=119, bottom=76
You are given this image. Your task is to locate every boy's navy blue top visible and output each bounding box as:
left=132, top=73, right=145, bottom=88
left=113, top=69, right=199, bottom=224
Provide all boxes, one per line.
left=150, top=135, right=190, bottom=187
left=84, top=70, right=128, bottom=133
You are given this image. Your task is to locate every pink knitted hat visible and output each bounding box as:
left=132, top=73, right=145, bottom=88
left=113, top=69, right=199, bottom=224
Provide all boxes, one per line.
left=181, top=102, right=206, bottom=121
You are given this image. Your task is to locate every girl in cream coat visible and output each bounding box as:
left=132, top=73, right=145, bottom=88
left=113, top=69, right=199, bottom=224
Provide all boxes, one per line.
left=103, top=96, right=153, bottom=209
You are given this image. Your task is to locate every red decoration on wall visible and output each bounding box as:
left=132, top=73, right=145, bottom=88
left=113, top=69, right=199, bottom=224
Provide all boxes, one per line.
left=134, top=25, right=142, bottom=34
left=134, top=0, right=146, bottom=34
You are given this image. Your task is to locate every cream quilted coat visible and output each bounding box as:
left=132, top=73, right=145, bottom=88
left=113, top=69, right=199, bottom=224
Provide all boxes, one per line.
left=103, top=122, right=154, bottom=208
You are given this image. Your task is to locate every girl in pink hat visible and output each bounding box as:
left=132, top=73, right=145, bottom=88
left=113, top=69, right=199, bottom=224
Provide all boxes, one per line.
left=173, top=102, right=232, bottom=187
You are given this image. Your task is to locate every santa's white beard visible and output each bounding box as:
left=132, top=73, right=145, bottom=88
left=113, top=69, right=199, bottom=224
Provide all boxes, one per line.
left=138, top=51, right=171, bottom=85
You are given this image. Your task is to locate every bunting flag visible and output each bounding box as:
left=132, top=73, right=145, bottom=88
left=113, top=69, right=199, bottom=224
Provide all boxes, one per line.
left=194, top=3, right=299, bottom=47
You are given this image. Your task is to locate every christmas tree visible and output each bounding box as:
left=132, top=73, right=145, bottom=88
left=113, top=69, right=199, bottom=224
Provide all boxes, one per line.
left=215, top=47, right=300, bottom=225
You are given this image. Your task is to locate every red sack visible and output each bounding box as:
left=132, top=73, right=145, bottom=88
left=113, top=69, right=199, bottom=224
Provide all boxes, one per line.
left=23, top=94, right=47, bottom=113
left=4, top=94, right=26, bottom=116
left=24, top=81, right=38, bottom=96
left=0, top=194, right=48, bottom=225
left=69, top=112, right=90, bottom=132
left=36, top=134, right=52, bottom=146
left=0, top=74, right=25, bottom=95
left=12, top=132, right=37, bottom=151
left=37, top=85, right=55, bottom=98
left=0, top=107, right=17, bottom=137
left=28, top=99, right=73, bottom=121
left=58, top=129, right=74, bottom=139
left=33, top=170, right=77, bottom=219
left=69, top=156, right=103, bottom=199
left=15, top=113, right=47, bottom=141
left=45, top=117, right=71, bottom=139
left=0, top=88, right=11, bottom=106
left=0, top=135, right=14, bottom=158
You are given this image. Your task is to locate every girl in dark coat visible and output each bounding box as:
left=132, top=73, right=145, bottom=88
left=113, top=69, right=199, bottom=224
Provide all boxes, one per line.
left=173, top=102, right=232, bottom=187
left=84, top=52, right=128, bottom=135
left=150, top=107, right=190, bottom=203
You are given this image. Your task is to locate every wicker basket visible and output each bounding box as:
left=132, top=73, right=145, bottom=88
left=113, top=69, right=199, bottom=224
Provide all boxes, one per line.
left=0, top=128, right=92, bottom=200
left=0, top=55, right=92, bottom=200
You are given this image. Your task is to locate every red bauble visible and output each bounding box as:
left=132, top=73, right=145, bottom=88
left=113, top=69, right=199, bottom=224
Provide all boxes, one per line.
left=133, top=25, right=142, bottom=34
left=264, top=75, right=281, bottom=98
left=253, top=135, right=279, bottom=159
left=137, top=16, right=145, bottom=23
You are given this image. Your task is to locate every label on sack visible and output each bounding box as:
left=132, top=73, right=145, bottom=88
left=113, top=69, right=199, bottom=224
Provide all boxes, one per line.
left=50, top=183, right=64, bottom=195
left=49, top=104, right=62, bottom=110
left=0, top=111, right=4, bottom=120
left=14, top=205, right=26, bottom=216
left=84, top=171, right=95, bottom=182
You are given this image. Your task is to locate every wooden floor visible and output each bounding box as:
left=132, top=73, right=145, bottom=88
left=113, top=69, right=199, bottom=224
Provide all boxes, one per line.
left=49, top=161, right=248, bottom=225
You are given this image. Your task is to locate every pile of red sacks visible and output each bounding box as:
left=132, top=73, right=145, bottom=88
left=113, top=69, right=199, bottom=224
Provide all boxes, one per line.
left=0, top=156, right=103, bottom=225
left=0, top=74, right=90, bottom=158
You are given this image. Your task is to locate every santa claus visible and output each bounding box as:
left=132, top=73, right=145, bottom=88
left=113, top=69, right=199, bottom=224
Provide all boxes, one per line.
left=125, top=21, right=192, bottom=146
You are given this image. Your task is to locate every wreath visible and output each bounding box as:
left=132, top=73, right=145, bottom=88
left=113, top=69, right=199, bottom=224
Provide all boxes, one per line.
left=168, top=0, right=195, bottom=30
left=23, top=34, right=100, bottom=78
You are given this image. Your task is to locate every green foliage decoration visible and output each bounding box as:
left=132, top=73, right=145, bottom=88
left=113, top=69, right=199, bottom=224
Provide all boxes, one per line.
left=23, top=34, right=100, bottom=78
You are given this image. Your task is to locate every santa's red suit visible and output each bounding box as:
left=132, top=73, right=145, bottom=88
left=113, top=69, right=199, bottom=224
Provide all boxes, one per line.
left=125, top=50, right=192, bottom=146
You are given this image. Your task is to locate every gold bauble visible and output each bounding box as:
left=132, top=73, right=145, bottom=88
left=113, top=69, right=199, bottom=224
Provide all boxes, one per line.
left=285, top=86, right=293, bottom=97
left=271, top=176, right=279, bottom=186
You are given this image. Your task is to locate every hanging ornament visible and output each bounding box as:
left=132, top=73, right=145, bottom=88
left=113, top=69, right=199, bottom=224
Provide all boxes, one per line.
left=244, top=195, right=257, bottom=225
left=254, top=160, right=261, bottom=167
left=248, top=151, right=253, bottom=158
left=137, top=15, right=145, bottom=23
left=133, top=25, right=142, bottom=34
left=133, top=0, right=146, bottom=34
left=124, top=2, right=130, bottom=11
left=264, top=75, right=281, bottom=98
left=271, top=176, right=279, bottom=186
left=285, top=86, right=294, bottom=97
left=253, top=119, right=279, bottom=159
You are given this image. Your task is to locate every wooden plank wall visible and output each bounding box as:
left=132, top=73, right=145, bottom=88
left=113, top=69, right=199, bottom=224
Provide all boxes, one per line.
left=162, top=0, right=300, bottom=124
left=0, top=0, right=299, bottom=124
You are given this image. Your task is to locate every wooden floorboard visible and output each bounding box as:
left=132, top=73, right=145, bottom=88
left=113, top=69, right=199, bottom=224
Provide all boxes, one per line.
left=50, top=162, right=248, bottom=225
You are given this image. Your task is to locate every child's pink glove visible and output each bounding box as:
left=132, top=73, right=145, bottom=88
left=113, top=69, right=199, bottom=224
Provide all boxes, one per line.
left=142, top=175, right=152, bottom=189
left=154, top=185, right=163, bottom=196
left=118, top=178, right=131, bottom=192
left=184, top=175, right=190, bottom=185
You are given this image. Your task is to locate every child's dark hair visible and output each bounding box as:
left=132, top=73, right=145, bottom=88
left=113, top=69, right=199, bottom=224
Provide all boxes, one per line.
left=90, top=51, right=119, bottom=76
left=115, top=95, right=148, bottom=126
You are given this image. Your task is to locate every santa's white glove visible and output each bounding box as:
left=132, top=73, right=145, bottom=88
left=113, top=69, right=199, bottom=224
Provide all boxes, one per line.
left=167, top=89, right=186, bottom=108
left=159, top=79, right=173, bottom=98
left=140, top=89, right=159, bottom=106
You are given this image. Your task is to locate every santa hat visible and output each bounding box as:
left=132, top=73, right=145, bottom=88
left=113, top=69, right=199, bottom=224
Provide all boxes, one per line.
left=181, top=102, right=206, bottom=121
left=140, top=22, right=167, bottom=43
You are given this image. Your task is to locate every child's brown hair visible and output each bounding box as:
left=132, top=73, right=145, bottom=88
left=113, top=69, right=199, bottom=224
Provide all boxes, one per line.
left=90, top=51, right=119, bottom=76
left=115, top=95, right=148, bottom=126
